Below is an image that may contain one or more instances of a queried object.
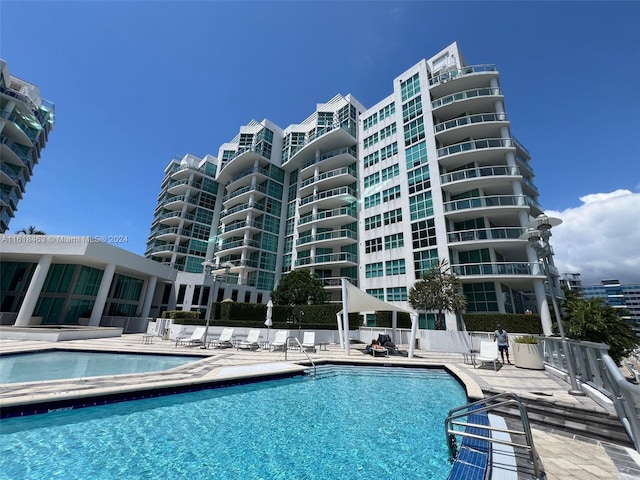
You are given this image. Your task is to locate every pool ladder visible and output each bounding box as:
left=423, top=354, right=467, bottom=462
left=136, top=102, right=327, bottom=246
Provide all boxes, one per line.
left=444, top=392, right=543, bottom=479
left=284, top=336, right=317, bottom=378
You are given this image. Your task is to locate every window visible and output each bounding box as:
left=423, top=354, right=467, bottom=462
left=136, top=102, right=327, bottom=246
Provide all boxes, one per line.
left=380, top=142, right=398, bottom=161
left=365, top=214, right=382, bottom=230
left=401, top=73, right=421, bottom=101
left=407, top=165, right=431, bottom=194
left=387, top=287, right=408, bottom=301
left=364, top=151, right=380, bottom=169
left=463, top=282, right=499, bottom=312
left=406, top=141, right=428, bottom=169
left=365, top=237, right=383, bottom=253
left=409, top=192, right=433, bottom=220
left=363, top=132, right=379, bottom=149
left=385, top=259, right=406, bottom=275
left=413, top=249, right=439, bottom=278
left=402, top=97, right=423, bottom=123
left=385, top=233, right=404, bottom=249
left=383, top=208, right=402, bottom=225
left=411, top=219, right=436, bottom=249
left=382, top=185, right=401, bottom=202
left=364, top=172, right=380, bottom=188
left=363, top=113, right=378, bottom=130
left=379, top=103, right=395, bottom=120
left=364, top=193, right=381, bottom=209
left=381, top=164, right=399, bottom=181
left=379, top=123, right=397, bottom=140
left=404, top=118, right=426, bottom=146
left=365, top=262, right=384, bottom=278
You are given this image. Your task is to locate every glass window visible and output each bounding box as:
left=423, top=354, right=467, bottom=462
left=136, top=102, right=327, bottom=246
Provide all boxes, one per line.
left=365, top=262, right=384, bottom=278
left=385, top=233, right=404, bottom=249
left=383, top=208, right=402, bottom=225
left=365, top=238, right=383, bottom=253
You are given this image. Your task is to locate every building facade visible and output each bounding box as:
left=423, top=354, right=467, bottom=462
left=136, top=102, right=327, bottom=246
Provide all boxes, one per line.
left=582, top=279, right=640, bottom=336
left=147, top=42, right=555, bottom=331
left=0, top=60, right=55, bottom=233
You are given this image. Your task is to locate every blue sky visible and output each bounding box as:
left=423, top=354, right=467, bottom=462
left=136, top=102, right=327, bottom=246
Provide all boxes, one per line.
left=2, top=1, right=639, bottom=284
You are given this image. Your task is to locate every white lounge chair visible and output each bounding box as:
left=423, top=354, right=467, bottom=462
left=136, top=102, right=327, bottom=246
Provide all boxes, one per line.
left=301, top=332, right=316, bottom=352
left=477, top=341, right=501, bottom=371
left=209, top=328, right=234, bottom=349
left=175, top=327, right=207, bottom=348
left=270, top=330, right=289, bottom=351
left=237, top=329, right=261, bottom=350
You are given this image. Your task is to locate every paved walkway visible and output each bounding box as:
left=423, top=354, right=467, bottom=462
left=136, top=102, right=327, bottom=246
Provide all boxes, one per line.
left=2, top=334, right=639, bottom=479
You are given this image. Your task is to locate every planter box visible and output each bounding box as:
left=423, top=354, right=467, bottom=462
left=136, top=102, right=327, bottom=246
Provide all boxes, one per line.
left=513, top=341, right=544, bottom=370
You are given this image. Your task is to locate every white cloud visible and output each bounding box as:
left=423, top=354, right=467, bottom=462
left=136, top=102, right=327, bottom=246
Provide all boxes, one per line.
left=545, top=190, right=640, bottom=285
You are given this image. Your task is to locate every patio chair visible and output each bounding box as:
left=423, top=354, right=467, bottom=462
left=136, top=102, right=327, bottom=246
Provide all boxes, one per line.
left=175, top=327, right=207, bottom=348
left=208, top=328, right=234, bottom=349
left=270, top=330, right=289, bottom=352
left=237, top=329, right=261, bottom=350
left=377, top=334, right=397, bottom=353
left=300, top=331, right=316, bottom=353
left=477, top=341, right=501, bottom=371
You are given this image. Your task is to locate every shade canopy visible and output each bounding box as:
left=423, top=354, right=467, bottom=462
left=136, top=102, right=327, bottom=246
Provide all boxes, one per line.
left=340, top=279, right=411, bottom=314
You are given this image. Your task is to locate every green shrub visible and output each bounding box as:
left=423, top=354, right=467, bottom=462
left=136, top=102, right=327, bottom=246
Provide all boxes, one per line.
left=161, top=310, right=201, bottom=320
left=463, top=313, right=542, bottom=334
left=514, top=335, right=539, bottom=344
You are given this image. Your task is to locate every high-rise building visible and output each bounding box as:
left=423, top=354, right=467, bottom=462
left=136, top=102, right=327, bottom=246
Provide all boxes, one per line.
left=147, top=42, right=555, bottom=331
left=582, top=279, right=640, bottom=336
left=0, top=60, right=55, bottom=232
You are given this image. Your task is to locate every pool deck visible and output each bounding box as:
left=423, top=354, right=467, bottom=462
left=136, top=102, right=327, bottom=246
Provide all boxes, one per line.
left=1, top=334, right=639, bottom=479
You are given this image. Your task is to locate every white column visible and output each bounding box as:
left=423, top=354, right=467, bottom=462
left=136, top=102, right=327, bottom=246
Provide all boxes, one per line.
left=140, top=276, right=157, bottom=319
left=535, top=278, right=553, bottom=335
left=15, top=255, right=52, bottom=326
left=341, top=278, right=350, bottom=355
left=408, top=312, right=419, bottom=358
left=89, top=263, right=116, bottom=327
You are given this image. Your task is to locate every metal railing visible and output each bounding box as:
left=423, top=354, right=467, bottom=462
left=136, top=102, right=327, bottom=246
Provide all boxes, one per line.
left=284, top=336, right=316, bottom=377
left=541, top=337, right=640, bottom=451
left=445, top=392, right=542, bottom=479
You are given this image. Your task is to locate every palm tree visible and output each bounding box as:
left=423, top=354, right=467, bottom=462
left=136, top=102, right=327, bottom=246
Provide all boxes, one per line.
left=15, top=225, right=46, bottom=235
left=408, top=259, right=467, bottom=330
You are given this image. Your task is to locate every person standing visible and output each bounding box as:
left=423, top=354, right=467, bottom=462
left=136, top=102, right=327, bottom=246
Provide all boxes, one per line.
left=494, top=325, right=512, bottom=365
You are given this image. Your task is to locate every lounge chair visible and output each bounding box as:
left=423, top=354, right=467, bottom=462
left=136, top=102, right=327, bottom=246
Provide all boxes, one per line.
left=270, top=330, right=289, bottom=351
left=377, top=334, right=397, bottom=353
left=175, top=326, right=207, bottom=348
left=300, top=332, right=316, bottom=352
left=477, top=341, right=501, bottom=371
left=237, top=329, right=261, bottom=350
left=365, top=341, right=388, bottom=357
left=208, top=328, right=234, bottom=349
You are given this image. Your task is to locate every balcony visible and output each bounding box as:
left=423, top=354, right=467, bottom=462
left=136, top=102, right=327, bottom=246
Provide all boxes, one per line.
left=296, top=229, right=357, bottom=247
left=447, top=227, right=526, bottom=252
left=294, top=252, right=358, bottom=268
left=451, top=262, right=544, bottom=277
left=440, top=165, right=519, bottom=194
left=434, top=112, right=508, bottom=144
left=431, top=87, right=503, bottom=119
left=298, top=186, right=356, bottom=215
left=300, top=146, right=358, bottom=174
left=222, top=184, right=267, bottom=208
left=1, top=136, right=33, bottom=167
left=217, top=238, right=261, bottom=255
left=154, top=227, right=191, bottom=241
left=167, top=179, right=191, bottom=195
left=299, top=166, right=357, bottom=196
left=157, top=211, right=195, bottom=226
left=0, top=110, right=42, bottom=145
left=429, top=64, right=498, bottom=93
left=226, top=166, right=270, bottom=191
left=321, top=276, right=358, bottom=289
left=443, top=195, right=528, bottom=220
left=146, top=244, right=189, bottom=257
left=284, top=122, right=357, bottom=170
left=216, top=146, right=271, bottom=184
left=220, top=202, right=265, bottom=223
left=437, top=138, right=515, bottom=170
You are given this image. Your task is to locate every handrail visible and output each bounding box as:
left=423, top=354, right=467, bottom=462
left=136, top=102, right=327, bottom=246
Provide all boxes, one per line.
left=445, top=392, right=542, bottom=479
left=283, top=336, right=316, bottom=377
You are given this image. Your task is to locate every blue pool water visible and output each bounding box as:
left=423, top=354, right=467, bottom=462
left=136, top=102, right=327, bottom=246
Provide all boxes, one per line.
left=0, top=351, right=198, bottom=384
left=0, top=365, right=467, bottom=479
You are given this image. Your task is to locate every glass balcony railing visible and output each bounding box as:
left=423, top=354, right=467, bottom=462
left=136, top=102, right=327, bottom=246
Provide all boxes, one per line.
left=431, top=87, right=503, bottom=110
left=146, top=244, right=189, bottom=255
left=301, top=146, right=358, bottom=170
left=0, top=110, right=42, bottom=143
left=451, top=262, right=544, bottom=276
left=296, top=229, right=357, bottom=246
left=228, top=166, right=270, bottom=185
left=298, top=207, right=357, bottom=225
left=440, top=165, right=519, bottom=184
left=1, top=136, right=33, bottom=164
left=321, top=276, right=358, bottom=287
left=434, top=112, right=507, bottom=133
left=429, top=64, right=497, bottom=87
left=223, top=184, right=268, bottom=203
left=447, top=227, right=526, bottom=243
left=444, top=195, right=526, bottom=212
left=437, top=138, right=513, bottom=158
left=157, top=211, right=196, bottom=222
left=300, top=166, right=356, bottom=189
left=219, top=239, right=261, bottom=251
left=295, top=252, right=357, bottom=267
left=284, top=122, right=357, bottom=165
left=299, top=186, right=356, bottom=207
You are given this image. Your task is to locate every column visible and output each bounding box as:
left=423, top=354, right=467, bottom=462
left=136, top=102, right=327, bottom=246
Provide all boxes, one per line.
left=139, top=276, right=157, bottom=319
left=89, top=263, right=116, bottom=327
left=15, top=255, right=52, bottom=326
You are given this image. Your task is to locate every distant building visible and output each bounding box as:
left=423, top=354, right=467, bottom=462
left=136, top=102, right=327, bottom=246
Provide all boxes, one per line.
left=582, top=279, right=640, bottom=336
left=0, top=60, right=55, bottom=233
left=560, top=273, right=584, bottom=293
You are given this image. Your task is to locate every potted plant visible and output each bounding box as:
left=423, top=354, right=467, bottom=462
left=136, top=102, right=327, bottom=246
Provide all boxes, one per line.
left=513, top=335, right=544, bottom=370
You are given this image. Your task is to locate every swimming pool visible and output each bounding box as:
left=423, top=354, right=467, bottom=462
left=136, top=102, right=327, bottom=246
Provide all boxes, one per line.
left=0, top=365, right=467, bottom=479
left=0, top=351, right=198, bottom=384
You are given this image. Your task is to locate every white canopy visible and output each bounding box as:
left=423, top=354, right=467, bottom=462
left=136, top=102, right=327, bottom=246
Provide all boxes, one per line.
left=337, top=279, right=418, bottom=357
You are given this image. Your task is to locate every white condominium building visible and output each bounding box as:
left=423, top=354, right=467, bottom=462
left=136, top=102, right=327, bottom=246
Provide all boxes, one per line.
left=147, top=42, right=553, bottom=330
left=0, top=60, right=55, bottom=233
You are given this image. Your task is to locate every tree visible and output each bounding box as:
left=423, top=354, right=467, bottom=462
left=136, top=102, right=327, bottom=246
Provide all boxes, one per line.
left=270, top=269, right=327, bottom=306
left=561, top=291, right=639, bottom=366
left=15, top=225, right=46, bottom=235
left=408, top=259, right=467, bottom=330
